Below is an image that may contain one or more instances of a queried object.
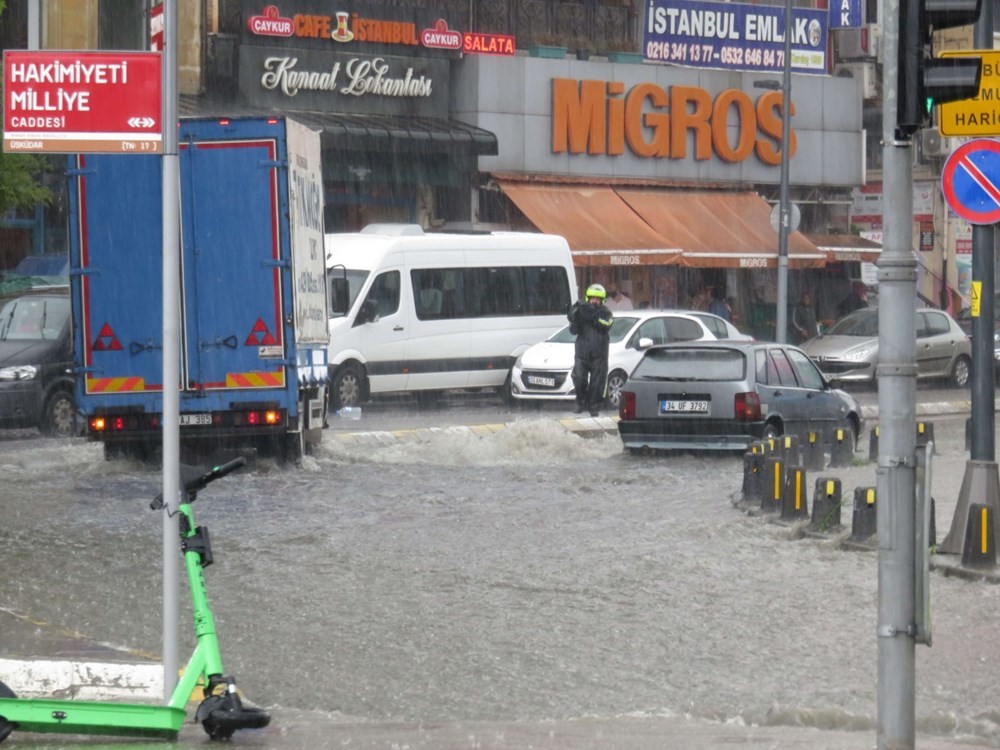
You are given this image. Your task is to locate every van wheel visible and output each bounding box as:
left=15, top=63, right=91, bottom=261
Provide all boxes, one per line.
left=41, top=389, right=76, bottom=437
left=331, top=364, right=363, bottom=410
left=605, top=369, right=628, bottom=408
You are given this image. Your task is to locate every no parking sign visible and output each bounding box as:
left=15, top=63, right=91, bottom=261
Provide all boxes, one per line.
left=942, top=139, right=1000, bottom=225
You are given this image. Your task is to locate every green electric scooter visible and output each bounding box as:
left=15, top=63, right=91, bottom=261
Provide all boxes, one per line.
left=0, top=457, right=270, bottom=742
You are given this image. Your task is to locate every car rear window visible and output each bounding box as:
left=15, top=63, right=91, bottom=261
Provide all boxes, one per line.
left=632, top=348, right=746, bottom=380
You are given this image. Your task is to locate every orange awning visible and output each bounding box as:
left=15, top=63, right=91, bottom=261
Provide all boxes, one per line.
left=808, top=233, right=882, bottom=264
left=498, top=179, right=828, bottom=269
left=497, top=182, right=682, bottom=264
left=617, top=189, right=826, bottom=269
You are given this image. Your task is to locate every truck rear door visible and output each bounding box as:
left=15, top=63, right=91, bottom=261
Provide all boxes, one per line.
left=70, top=154, right=166, bottom=402
left=178, top=133, right=287, bottom=397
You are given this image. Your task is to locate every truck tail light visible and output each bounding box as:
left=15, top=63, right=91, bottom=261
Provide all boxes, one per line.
left=620, top=391, right=636, bottom=421
left=735, top=392, right=761, bottom=421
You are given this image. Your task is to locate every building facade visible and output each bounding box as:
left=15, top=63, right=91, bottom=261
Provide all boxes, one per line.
left=3, top=0, right=895, bottom=338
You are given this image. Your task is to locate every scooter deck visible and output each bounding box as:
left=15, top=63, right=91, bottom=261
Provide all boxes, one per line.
left=0, top=697, right=184, bottom=739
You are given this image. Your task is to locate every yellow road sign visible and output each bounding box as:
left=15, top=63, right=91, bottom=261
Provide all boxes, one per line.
left=939, top=50, right=1000, bottom=137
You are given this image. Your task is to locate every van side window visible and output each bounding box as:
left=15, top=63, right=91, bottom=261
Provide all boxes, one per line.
left=363, top=270, right=400, bottom=319
left=405, top=266, right=572, bottom=321
left=412, top=269, right=444, bottom=320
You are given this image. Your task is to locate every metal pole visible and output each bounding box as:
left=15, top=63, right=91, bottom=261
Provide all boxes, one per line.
left=877, top=0, right=917, bottom=745
left=969, top=0, right=995, bottom=462
left=774, top=0, right=793, bottom=344
left=26, top=0, right=40, bottom=50
left=161, top=0, right=181, bottom=702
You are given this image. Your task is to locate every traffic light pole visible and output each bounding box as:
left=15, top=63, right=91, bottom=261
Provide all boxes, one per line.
left=969, top=0, right=995, bottom=462
left=879, top=0, right=918, bottom=745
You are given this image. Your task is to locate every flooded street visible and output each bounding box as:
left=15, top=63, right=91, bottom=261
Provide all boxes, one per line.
left=2, top=411, right=1000, bottom=747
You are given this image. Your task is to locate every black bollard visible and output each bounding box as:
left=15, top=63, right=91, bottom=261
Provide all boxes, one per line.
left=965, top=417, right=971, bottom=452
left=810, top=477, right=842, bottom=532
left=869, top=425, right=879, bottom=461
left=762, top=456, right=783, bottom=512
left=779, top=434, right=800, bottom=466
left=961, top=503, right=997, bottom=568
left=829, top=427, right=854, bottom=468
left=742, top=450, right=765, bottom=504
left=781, top=465, right=808, bottom=520
left=850, top=486, right=877, bottom=542
left=801, top=430, right=824, bottom=471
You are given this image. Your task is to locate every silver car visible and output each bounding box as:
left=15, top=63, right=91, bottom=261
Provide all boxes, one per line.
left=800, top=307, right=971, bottom=387
left=617, top=341, right=864, bottom=453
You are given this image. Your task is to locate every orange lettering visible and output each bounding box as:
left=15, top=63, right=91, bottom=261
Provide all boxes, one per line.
left=607, top=81, right=626, bottom=156
left=670, top=86, right=713, bottom=160
left=755, top=91, right=796, bottom=165
left=550, top=78, right=796, bottom=166
left=552, top=79, right=607, bottom=155
left=712, top=90, right=755, bottom=163
left=625, top=83, right=669, bottom=157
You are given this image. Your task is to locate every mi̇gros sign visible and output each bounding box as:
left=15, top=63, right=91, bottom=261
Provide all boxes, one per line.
left=551, top=78, right=794, bottom=165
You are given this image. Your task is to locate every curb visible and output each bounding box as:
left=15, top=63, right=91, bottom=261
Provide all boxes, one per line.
left=328, top=415, right=621, bottom=444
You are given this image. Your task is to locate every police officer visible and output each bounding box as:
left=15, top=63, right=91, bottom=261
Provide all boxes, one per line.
left=568, top=284, right=614, bottom=416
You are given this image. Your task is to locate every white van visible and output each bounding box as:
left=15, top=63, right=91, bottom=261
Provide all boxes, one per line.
left=325, top=224, right=576, bottom=408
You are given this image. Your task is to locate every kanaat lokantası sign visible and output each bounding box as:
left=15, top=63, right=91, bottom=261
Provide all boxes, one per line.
left=3, top=50, right=161, bottom=154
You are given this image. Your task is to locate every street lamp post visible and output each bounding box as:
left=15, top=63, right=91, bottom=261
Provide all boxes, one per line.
left=755, top=0, right=794, bottom=344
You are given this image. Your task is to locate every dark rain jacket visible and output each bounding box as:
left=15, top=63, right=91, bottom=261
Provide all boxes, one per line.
left=568, top=300, right=613, bottom=359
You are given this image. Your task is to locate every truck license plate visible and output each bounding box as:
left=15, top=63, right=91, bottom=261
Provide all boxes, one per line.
left=179, top=413, right=212, bottom=426
left=660, top=400, right=709, bottom=414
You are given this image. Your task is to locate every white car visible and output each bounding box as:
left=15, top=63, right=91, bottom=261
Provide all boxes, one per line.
left=508, top=310, right=717, bottom=406
left=687, top=311, right=754, bottom=341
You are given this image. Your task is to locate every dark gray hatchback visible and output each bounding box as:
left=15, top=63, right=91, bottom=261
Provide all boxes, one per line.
left=0, top=287, right=76, bottom=436
left=617, top=341, right=864, bottom=453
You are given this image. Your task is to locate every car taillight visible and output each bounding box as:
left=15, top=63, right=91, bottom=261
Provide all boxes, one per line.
left=735, top=391, right=761, bottom=421
left=620, top=391, right=636, bottom=420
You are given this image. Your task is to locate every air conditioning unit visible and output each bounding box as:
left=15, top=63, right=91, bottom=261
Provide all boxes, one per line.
left=834, top=24, right=880, bottom=61
left=833, top=62, right=879, bottom=100
left=919, top=128, right=955, bottom=158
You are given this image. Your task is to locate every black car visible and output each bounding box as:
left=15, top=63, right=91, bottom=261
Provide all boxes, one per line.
left=0, top=287, right=76, bottom=436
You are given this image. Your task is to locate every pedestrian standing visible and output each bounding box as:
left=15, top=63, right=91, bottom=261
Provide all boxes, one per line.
left=791, top=292, right=819, bottom=343
left=568, top=284, right=614, bottom=416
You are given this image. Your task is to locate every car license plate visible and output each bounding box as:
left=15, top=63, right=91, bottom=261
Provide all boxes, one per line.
left=660, top=400, right=709, bottom=414
left=179, top=413, right=212, bottom=426
left=527, top=375, right=556, bottom=387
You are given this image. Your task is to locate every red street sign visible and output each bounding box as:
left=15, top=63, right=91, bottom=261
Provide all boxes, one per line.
left=3, top=50, right=162, bottom=154
left=942, top=139, right=1000, bottom=225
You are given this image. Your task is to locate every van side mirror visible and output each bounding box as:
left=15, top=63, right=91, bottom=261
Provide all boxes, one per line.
left=330, top=277, right=350, bottom=315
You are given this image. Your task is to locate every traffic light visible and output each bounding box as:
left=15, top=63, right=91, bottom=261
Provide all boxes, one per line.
left=896, top=0, right=983, bottom=138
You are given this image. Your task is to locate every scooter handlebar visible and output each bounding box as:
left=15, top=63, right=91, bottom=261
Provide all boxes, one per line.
left=150, top=457, right=247, bottom=510
left=186, top=457, right=247, bottom=493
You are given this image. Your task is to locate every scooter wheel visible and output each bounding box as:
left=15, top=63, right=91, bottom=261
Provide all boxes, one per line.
left=0, top=680, right=17, bottom=744
left=198, top=694, right=270, bottom=741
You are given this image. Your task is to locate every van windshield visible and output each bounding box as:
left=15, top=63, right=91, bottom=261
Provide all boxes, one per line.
left=329, top=269, right=370, bottom=317
left=0, top=295, right=70, bottom=341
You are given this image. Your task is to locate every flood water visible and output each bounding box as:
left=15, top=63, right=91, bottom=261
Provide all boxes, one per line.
left=2, top=414, right=1000, bottom=747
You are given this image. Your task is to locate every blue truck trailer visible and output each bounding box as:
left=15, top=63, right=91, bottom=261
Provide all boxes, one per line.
left=67, top=116, right=328, bottom=461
